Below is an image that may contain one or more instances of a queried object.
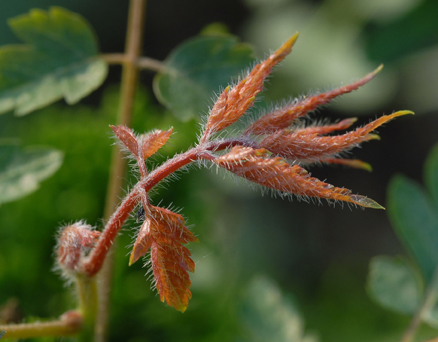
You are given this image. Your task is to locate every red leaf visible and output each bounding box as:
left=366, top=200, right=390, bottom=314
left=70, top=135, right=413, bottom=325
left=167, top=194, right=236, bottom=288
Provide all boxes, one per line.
left=260, top=111, right=413, bottom=164
left=202, top=34, right=299, bottom=140
left=141, top=128, right=173, bottom=160
left=296, top=118, right=357, bottom=135
left=246, top=65, right=384, bottom=135
left=214, top=146, right=384, bottom=209
left=110, top=125, right=139, bottom=157
left=130, top=205, right=198, bottom=312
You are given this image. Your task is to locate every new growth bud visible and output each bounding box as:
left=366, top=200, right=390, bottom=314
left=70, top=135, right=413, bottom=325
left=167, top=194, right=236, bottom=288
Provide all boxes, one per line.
left=56, top=222, right=100, bottom=275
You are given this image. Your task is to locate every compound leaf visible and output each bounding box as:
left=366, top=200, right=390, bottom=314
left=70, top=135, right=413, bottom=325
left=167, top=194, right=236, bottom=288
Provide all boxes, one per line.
left=0, top=7, right=107, bottom=116
left=0, top=141, right=63, bottom=204
left=153, top=34, right=255, bottom=121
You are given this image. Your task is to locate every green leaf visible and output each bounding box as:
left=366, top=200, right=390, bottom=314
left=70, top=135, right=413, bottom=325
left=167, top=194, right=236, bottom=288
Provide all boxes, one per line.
left=367, top=256, right=423, bottom=315
left=153, top=35, right=255, bottom=121
left=365, top=0, right=438, bottom=64
left=425, top=143, right=438, bottom=209
left=240, top=275, right=317, bottom=342
left=0, top=7, right=107, bottom=116
left=0, top=141, right=63, bottom=204
left=388, top=175, right=438, bottom=283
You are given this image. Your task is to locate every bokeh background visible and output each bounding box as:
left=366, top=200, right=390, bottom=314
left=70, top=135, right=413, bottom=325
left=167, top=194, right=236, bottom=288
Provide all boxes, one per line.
left=0, top=0, right=438, bottom=341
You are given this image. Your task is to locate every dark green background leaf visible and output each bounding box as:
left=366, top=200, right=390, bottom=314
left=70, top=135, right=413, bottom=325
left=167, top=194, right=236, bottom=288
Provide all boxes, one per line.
left=0, top=141, right=63, bottom=204
left=425, top=144, right=438, bottom=209
left=387, top=175, right=438, bottom=283
left=0, top=7, right=107, bottom=116
left=153, top=35, right=255, bottom=121
left=365, top=0, right=438, bottom=64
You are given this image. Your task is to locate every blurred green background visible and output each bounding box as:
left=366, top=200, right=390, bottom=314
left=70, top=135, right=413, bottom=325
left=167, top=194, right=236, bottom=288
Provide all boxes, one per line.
left=1, top=0, right=438, bottom=341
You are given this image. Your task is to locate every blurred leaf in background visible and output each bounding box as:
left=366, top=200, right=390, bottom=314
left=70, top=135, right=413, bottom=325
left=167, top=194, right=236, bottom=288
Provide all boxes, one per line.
left=367, top=143, right=438, bottom=330
left=388, top=143, right=438, bottom=284
left=154, top=33, right=255, bottom=121
left=239, top=275, right=317, bottom=342
left=0, top=7, right=107, bottom=116
left=242, top=0, right=438, bottom=115
left=0, top=141, right=63, bottom=205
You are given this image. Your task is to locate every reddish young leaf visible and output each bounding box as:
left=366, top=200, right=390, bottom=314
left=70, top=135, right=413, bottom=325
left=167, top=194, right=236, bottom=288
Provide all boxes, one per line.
left=214, top=146, right=384, bottom=209
left=296, top=118, right=357, bottom=135
left=141, top=128, right=173, bottom=160
left=110, top=125, right=139, bottom=157
left=130, top=205, right=198, bottom=312
left=202, top=34, right=299, bottom=141
left=260, top=111, right=413, bottom=164
left=246, top=65, right=384, bottom=135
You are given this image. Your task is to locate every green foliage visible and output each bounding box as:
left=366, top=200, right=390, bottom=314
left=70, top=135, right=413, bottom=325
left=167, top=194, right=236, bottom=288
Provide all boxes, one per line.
left=153, top=34, right=255, bottom=121
left=367, top=256, right=423, bottom=315
left=240, top=276, right=316, bottom=342
left=367, top=143, right=438, bottom=328
left=0, top=141, right=63, bottom=205
left=0, top=7, right=107, bottom=116
left=367, top=255, right=438, bottom=328
left=365, top=0, right=438, bottom=63
left=387, top=149, right=438, bottom=284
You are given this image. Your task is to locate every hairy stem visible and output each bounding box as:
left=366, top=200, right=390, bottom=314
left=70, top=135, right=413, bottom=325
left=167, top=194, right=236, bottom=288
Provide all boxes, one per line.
left=0, top=315, right=81, bottom=339
left=400, top=267, right=438, bottom=342
left=83, top=138, right=258, bottom=277
left=97, top=1, right=147, bottom=341
left=77, top=275, right=98, bottom=342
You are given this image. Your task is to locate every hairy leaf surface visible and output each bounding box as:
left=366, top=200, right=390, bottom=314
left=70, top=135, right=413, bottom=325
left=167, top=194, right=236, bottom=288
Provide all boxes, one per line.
left=130, top=205, right=198, bottom=312
left=215, top=146, right=383, bottom=208
left=110, top=125, right=139, bottom=157
left=0, top=7, right=107, bottom=116
left=0, top=141, right=63, bottom=204
left=141, top=128, right=173, bottom=160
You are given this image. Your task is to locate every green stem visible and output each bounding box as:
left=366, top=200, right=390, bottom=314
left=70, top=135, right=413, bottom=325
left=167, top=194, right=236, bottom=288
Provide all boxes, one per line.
left=0, top=312, right=82, bottom=339
left=76, top=275, right=98, bottom=342
left=400, top=266, right=438, bottom=342
left=96, top=1, right=147, bottom=341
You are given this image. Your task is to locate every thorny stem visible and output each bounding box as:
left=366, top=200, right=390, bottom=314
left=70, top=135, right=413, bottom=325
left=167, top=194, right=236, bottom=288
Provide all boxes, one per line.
left=97, top=0, right=147, bottom=341
left=400, top=266, right=438, bottom=342
left=83, top=138, right=256, bottom=277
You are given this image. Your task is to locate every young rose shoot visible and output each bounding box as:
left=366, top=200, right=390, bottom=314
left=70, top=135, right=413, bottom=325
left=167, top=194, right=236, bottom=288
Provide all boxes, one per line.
left=56, top=34, right=413, bottom=312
